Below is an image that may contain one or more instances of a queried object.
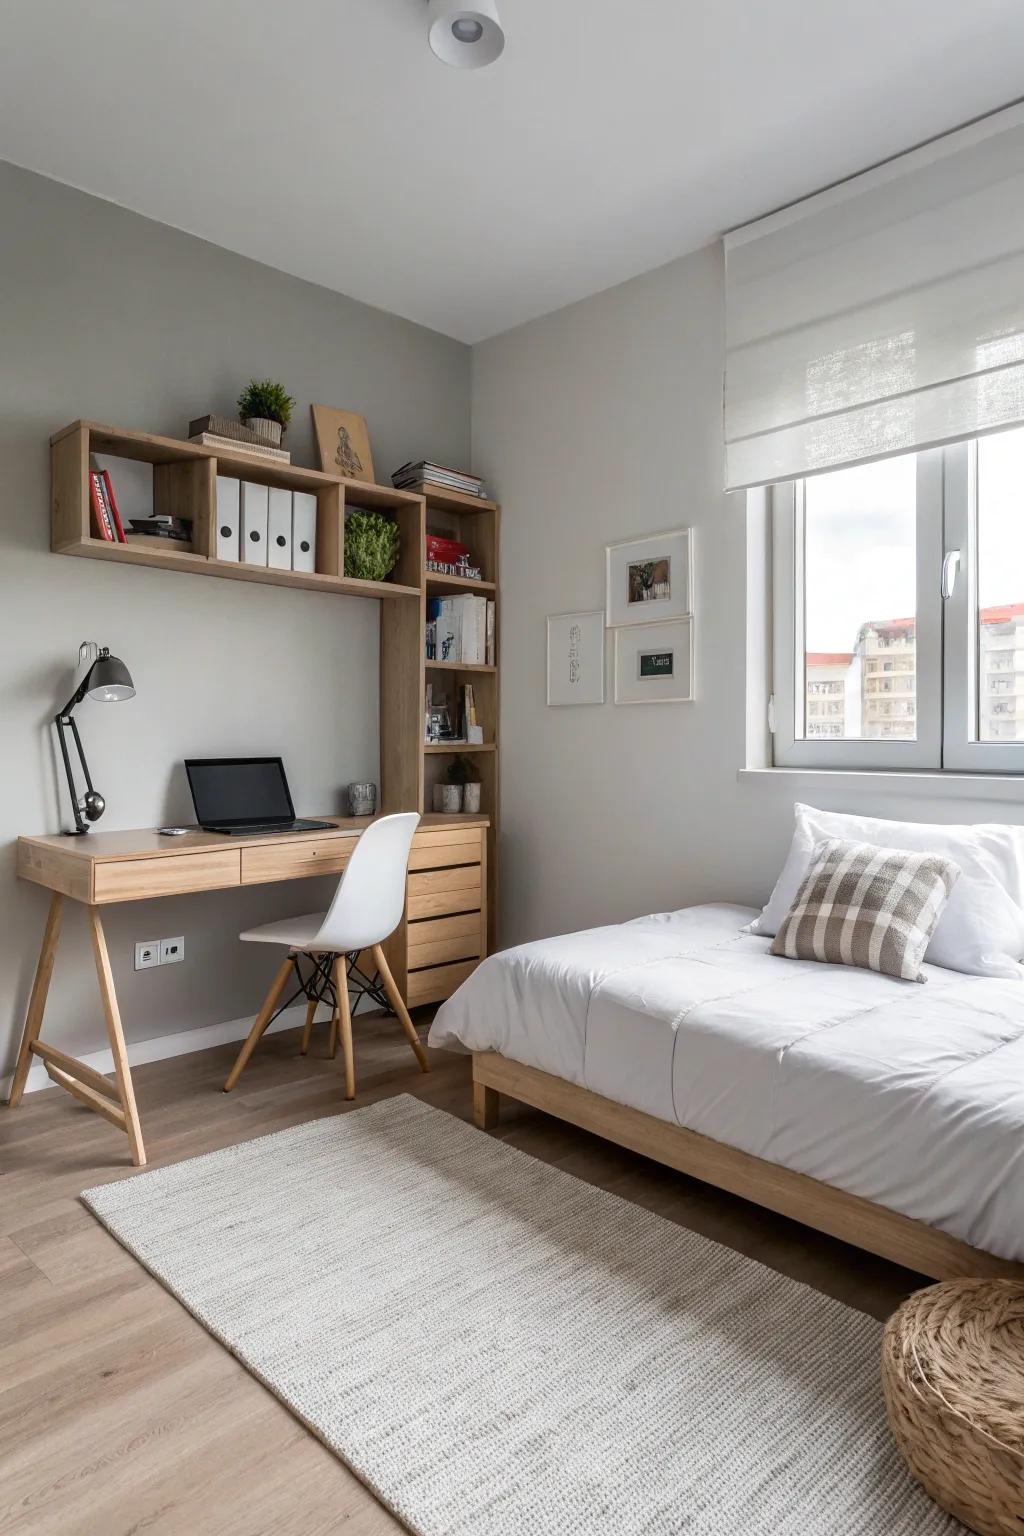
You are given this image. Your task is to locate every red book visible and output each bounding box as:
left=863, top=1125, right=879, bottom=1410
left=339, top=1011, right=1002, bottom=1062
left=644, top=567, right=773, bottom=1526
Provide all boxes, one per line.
left=100, top=470, right=127, bottom=543
left=89, top=471, right=115, bottom=541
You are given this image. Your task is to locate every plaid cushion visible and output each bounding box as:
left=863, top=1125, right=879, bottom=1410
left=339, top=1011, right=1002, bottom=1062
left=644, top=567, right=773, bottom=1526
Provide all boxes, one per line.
left=770, top=837, right=960, bottom=982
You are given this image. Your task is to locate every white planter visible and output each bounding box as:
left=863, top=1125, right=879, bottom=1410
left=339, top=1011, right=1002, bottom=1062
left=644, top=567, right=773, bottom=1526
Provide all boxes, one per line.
left=438, top=783, right=463, bottom=813
left=462, top=782, right=481, bottom=814
left=244, top=416, right=283, bottom=446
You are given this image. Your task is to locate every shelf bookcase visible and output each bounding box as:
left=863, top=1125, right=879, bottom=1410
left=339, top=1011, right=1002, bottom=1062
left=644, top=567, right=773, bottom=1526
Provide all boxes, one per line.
left=49, top=421, right=500, bottom=1002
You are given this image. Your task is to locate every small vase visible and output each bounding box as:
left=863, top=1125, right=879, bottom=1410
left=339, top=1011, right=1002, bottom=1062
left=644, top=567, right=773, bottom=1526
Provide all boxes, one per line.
left=438, top=784, right=463, bottom=814
left=462, top=782, right=481, bottom=814
left=244, top=416, right=283, bottom=446
left=347, top=782, right=376, bottom=817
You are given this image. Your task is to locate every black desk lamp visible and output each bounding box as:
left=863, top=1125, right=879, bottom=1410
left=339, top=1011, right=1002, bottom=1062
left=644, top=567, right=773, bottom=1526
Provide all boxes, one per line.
left=55, top=642, right=135, bottom=835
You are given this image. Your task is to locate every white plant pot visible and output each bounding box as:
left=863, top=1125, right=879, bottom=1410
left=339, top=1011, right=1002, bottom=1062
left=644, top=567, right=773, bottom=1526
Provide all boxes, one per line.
left=462, top=782, right=481, bottom=814
left=244, top=416, right=283, bottom=446
left=438, top=783, right=463, bottom=814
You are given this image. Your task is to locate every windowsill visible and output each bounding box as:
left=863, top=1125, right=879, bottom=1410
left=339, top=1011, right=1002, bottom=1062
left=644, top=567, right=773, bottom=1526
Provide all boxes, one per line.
left=738, top=766, right=1024, bottom=803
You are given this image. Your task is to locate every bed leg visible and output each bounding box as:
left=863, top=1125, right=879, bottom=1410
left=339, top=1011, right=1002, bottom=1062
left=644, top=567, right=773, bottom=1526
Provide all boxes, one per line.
left=473, top=1080, right=500, bottom=1131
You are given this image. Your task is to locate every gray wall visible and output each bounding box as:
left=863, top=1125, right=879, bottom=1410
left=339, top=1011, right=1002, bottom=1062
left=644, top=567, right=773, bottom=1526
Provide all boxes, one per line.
left=471, top=242, right=1024, bottom=948
left=1, top=161, right=469, bottom=1078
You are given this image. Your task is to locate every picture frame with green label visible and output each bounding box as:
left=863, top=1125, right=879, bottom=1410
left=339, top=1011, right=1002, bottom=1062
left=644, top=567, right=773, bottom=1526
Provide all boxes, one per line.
left=614, top=616, right=694, bottom=704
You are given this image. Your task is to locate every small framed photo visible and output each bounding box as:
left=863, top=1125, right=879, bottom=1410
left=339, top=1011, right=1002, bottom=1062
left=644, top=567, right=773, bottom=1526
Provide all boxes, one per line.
left=606, top=528, right=692, bottom=627
left=614, top=618, right=694, bottom=705
left=547, top=610, right=605, bottom=706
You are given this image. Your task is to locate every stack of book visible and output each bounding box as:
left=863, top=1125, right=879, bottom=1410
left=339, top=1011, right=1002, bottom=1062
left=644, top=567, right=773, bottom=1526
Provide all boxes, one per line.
left=126, top=514, right=193, bottom=545
left=88, top=469, right=127, bottom=543
left=188, top=414, right=290, bottom=465
left=426, top=594, right=495, bottom=665
left=392, top=460, right=486, bottom=498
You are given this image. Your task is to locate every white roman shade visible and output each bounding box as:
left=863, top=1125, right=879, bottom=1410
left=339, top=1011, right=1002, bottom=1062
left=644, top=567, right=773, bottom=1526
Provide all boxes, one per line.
left=724, top=104, right=1024, bottom=490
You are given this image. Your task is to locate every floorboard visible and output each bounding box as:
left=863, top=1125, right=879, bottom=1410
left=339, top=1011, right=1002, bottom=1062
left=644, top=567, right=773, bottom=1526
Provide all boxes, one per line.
left=0, top=1009, right=926, bottom=1533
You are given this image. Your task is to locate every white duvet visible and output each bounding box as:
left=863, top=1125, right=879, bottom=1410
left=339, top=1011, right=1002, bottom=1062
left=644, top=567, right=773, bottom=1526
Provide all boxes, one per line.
left=429, top=904, right=1024, bottom=1263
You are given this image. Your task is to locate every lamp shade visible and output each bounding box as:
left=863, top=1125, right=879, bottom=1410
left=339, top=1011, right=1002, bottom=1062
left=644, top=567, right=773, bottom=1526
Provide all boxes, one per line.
left=86, top=651, right=135, bottom=702
left=427, top=0, right=504, bottom=68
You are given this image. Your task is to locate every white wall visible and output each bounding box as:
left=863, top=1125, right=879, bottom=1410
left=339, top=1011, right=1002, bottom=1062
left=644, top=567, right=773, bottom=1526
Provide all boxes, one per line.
left=0, top=161, right=469, bottom=1077
left=471, top=242, right=1024, bottom=948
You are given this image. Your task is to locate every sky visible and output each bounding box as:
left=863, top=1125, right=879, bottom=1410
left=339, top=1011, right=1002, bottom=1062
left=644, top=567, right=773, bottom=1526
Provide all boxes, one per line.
left=804, top=428, right=1024, bottom=653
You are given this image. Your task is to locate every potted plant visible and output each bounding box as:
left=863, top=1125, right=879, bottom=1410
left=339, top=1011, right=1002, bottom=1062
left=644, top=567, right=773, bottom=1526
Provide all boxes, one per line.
left=237, top=379, right=296, bottom=446
left=443, top=754, right=481, bottom=814
left=344, top=509, right=400, bottom=582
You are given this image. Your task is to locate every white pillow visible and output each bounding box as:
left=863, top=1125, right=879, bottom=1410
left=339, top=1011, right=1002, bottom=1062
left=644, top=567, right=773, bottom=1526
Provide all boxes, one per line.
left=746, top=803, right=1024, bottom=979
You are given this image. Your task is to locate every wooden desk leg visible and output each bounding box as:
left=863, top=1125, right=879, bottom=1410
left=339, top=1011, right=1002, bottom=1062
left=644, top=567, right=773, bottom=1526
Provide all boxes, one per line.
left=334, top=956, right=355, bottom=1100
left=89, top=908, right=147, bottom=1168
left=7, top=893, right=65, bottom=1107
left=372, top=944, right=429, bottom=1074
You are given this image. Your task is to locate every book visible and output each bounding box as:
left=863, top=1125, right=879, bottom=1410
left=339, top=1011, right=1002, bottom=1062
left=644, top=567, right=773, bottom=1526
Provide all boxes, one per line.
left=486, top=600, right=496, bottom=666
left=99, top=470, right=127, bottom=543
left=392, top=460, right=486, bottom=496
left=189, top=432, right=291, bottom=465
left=89, top=471, right=115, bottom=541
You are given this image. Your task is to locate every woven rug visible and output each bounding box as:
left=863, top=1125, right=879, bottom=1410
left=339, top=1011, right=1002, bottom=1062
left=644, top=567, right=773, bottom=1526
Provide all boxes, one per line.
left=82, top=1095, right=961, bottom=1536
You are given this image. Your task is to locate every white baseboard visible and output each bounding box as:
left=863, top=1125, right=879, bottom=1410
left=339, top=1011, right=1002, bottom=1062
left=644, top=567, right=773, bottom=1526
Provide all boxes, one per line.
left=2, top=1001, right=326, bottom=1100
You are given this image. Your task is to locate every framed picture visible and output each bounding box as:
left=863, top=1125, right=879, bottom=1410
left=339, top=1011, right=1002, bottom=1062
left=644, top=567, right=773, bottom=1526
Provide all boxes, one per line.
left=614, top=617, right=694, bottom=704
left=311, top=405, right=376, bottom=484
left=605, top=528, right=692, bottom=627
left=547, top=610, right=605, bottom=706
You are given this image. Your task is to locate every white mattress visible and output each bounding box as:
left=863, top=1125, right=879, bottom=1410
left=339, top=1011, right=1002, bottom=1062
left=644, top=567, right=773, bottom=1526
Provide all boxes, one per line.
left=429, top=903, right=1024, bottom=1263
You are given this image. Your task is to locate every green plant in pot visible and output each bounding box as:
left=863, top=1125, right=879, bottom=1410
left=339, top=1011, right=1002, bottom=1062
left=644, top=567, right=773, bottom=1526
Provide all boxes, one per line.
left=444, top=753, right=481, bottom=814
left=345, top=509, right=401, bottom=582
left=237, top=379, right=295, bottom=446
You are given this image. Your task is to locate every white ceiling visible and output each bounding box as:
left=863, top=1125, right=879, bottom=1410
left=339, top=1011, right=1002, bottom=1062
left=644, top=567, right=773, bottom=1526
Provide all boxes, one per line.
left=2, top=0, right=1024, bottom=343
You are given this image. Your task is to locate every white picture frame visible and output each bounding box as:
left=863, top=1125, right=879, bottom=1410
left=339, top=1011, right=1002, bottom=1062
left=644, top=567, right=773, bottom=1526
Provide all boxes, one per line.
left=614, top=617, right=694, bottom=705
left=605, top=528, right=693, bottom=627
left=547, top=610, right=605, bottom=706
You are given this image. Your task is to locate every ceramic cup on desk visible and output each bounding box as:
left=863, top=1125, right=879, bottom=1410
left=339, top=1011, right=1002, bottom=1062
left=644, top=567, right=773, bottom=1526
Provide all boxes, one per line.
left=347, top=782, right=377, bottom=817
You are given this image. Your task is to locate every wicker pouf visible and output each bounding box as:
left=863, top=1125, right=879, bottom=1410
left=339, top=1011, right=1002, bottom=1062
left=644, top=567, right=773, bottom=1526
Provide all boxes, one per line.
left=882, top=1279, right=1024, bottom=1536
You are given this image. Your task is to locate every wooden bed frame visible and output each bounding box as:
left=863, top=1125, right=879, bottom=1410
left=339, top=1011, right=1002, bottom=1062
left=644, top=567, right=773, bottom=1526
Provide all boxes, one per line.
left=471, top=1051, right=1024, bottom=1282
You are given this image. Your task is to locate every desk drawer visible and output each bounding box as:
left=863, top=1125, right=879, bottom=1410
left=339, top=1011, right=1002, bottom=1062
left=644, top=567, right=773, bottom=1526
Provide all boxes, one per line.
left=407, top=911, right=484, bottom=971
left=407, top=960, right=479, bottom=1006
left=93, top=849, right=240, bottom=903
left=408, top=826, right=483, bottom=871
left=407, top=864, right=481, bottom=921
left=240, top=837, right=354, bottom=886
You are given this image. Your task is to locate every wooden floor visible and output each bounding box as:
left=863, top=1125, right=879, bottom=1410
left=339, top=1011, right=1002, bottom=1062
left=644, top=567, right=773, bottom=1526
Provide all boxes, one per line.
left=0, top=1011, right=927, bottom=1535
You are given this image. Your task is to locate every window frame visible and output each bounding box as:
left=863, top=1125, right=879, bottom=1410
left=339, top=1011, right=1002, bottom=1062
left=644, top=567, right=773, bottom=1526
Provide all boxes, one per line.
left=771, top=450, right=944, bottom=771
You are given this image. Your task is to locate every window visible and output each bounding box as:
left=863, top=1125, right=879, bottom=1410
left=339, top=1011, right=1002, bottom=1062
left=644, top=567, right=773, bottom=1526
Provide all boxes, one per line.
left=771, top=429, right=1024, bottom=773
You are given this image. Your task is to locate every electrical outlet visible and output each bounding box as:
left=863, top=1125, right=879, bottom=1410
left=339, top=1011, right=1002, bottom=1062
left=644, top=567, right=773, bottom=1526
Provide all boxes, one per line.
left=135, top=940, right=161, bottom=971
left=160, top=935, right=185, bottom=965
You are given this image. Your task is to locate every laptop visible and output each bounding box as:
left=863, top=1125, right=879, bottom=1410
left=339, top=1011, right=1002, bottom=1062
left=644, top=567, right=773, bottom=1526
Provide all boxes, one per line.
left=185, top=757, right=335, bottom=836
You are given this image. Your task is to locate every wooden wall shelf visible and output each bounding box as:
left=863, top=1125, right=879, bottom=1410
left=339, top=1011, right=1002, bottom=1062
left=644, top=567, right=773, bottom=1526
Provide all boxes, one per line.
left=50, top=420, right=501, bottom=994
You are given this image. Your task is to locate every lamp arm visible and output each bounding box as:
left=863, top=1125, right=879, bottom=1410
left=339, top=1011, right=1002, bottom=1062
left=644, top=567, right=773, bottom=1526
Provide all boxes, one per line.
left=54, top=711, right=89, bottom=835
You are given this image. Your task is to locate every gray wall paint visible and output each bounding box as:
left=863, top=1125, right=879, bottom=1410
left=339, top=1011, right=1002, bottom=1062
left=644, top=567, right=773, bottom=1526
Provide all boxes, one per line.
left=471, top=242, right=1024, bottom=949
left=0, top=160, right=469, bottom=1077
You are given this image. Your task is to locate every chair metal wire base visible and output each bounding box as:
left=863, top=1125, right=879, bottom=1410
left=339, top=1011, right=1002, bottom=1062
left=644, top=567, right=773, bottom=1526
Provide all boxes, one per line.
left=259, top=951, right=395, bottom=1037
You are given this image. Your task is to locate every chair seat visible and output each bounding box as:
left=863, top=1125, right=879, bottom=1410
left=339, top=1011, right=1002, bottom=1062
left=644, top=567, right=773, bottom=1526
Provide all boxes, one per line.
left=239, top=911, right=328, bottom=950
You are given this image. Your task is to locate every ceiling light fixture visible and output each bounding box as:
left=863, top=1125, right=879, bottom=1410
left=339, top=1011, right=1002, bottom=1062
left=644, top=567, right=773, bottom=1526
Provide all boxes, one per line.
left=427, top=0, right=504, bottom=69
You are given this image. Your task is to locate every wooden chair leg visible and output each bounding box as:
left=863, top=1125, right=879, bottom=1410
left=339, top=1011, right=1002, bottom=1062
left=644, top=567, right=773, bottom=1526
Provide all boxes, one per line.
left=7, top=892, right=64, bottom=1107
left=473, top=1079, right=500, bottom=1131
left=300, top=997, right=317, bottom=1056
left=224, top=956, right=294, bottom=1093
left=89, top=908, right=147, bottom=1168
left=334, top=955, right=355, bottom=1100
left=372, top=944, right=429, bottom=1073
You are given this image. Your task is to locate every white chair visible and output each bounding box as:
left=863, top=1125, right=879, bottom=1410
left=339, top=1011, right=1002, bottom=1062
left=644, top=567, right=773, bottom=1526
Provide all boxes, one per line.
left=223, top=812, right=427, bottom=1099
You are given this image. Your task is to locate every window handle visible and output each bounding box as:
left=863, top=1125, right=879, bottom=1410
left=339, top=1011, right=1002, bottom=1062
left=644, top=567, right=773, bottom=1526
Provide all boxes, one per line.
left=941, top=549, right=961, bottom=600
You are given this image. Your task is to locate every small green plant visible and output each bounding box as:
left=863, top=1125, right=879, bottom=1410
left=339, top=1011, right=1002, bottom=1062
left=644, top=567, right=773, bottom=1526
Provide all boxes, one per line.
left=237, top=379, right=295, bottom=430
left=344, top=509, right=401, bottom=582
left=445, top=754, right=480, bottom=786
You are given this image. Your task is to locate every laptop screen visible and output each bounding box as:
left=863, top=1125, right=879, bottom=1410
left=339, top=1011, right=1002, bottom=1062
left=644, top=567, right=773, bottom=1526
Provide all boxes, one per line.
left=186, top=757, right=295, bottom=827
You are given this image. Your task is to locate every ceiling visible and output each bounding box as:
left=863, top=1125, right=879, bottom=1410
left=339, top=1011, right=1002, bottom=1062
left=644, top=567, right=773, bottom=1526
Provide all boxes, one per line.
left=2, top=0, right=1023, bottom=343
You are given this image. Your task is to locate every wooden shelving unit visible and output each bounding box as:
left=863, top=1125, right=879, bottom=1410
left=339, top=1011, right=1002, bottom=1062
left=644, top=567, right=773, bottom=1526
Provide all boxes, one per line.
left=49, top=421, right=501, bottom=997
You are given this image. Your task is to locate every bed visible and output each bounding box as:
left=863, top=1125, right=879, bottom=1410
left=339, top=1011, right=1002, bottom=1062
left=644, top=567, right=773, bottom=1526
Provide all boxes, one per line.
left=428, top=902, right=1024, bottom=1279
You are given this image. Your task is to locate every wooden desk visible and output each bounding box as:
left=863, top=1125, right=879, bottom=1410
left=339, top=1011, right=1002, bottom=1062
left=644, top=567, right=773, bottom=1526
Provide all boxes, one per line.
left=9, top=815, right=489, bottom=1165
